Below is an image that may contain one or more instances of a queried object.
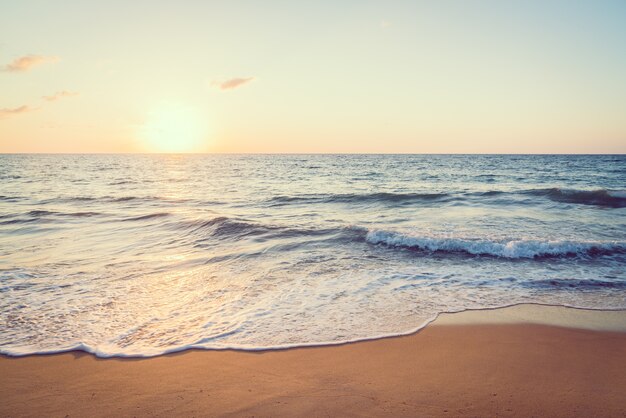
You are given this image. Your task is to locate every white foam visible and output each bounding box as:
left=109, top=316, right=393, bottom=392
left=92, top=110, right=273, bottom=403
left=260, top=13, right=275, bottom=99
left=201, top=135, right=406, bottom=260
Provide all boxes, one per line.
left=366, top=229, right=625, bottom=259
left=2, top=303, right=625, bottom=358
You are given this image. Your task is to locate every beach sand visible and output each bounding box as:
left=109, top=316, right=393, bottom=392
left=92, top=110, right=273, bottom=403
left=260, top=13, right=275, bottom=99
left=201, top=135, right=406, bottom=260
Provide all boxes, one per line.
left=1, top=305, right=625, bottom=417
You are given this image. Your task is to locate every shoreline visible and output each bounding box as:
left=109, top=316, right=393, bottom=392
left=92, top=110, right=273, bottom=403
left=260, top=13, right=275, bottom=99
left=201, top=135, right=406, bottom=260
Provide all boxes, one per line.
left=2, top=305, right=626, bottom=417
left=3, top=303, right=626, bottom=359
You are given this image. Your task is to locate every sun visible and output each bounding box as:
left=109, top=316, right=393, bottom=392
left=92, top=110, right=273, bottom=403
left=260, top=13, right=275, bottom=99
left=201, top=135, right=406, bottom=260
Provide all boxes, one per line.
left=140, top=103, right=210, bottom=153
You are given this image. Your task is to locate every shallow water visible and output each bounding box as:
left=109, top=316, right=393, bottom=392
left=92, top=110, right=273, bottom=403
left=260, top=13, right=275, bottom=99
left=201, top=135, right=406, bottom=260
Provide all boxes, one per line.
left=1, top=154, right=625, bottom=356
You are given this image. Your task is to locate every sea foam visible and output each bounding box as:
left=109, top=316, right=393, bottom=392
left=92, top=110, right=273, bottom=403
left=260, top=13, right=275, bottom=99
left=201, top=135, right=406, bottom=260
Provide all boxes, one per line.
left=366, top=229, right=625, bottom=259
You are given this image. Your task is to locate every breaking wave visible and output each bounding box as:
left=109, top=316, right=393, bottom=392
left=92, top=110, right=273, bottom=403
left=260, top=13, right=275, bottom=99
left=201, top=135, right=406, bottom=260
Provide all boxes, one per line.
left=366, top=229, right=626, bottom=259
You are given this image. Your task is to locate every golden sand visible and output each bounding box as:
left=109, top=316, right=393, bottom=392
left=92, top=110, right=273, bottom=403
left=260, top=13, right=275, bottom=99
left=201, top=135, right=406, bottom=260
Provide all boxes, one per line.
left=2, top=305, right=625, bottom=417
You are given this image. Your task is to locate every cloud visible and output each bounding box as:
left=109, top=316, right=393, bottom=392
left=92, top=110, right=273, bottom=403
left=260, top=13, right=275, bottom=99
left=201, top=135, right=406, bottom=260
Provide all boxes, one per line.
left=211, top=77, right=255, bottom=90
left=42, top=90, right=79, bottom=102
left=2, top=55, right=59, bottom=72
left=0, top=105, right=37, bottom=119
left=0, top=89, right=77, bottom=120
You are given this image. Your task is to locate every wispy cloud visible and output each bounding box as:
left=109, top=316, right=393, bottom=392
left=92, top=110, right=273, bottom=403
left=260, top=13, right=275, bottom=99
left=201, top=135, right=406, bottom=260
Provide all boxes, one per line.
left=42, top=90, right=79, bottom=102
left=0, top=105, right=37, bottom=119
left=2, top=55, right=59, bottom=72
left=0, top=89, right=77, bottom=120
left=211, top=77, right=255, bottom=90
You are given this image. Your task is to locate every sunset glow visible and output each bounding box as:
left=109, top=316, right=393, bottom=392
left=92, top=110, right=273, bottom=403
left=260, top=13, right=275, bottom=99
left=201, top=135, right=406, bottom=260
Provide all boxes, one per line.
left=1, top=1, right=625, bottom=153
left=139, top=104, right=210, bottom=153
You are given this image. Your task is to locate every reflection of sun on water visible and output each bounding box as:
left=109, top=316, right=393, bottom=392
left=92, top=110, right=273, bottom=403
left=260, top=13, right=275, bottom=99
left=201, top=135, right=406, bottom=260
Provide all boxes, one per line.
left=140, top=103, right=210, bottom=153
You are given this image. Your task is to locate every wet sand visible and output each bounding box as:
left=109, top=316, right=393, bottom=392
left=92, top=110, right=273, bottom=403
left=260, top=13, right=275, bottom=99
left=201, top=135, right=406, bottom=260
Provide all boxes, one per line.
left=2, top=305, right=625, bottom=417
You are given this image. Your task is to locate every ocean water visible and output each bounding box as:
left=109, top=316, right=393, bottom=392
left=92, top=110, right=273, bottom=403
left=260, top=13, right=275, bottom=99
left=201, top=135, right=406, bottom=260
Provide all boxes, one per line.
left=1, top=154, right=625, bottom=357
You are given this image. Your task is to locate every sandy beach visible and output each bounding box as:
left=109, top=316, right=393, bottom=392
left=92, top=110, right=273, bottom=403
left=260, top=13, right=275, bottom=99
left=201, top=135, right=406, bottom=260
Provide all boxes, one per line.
left=2, top=305, right=625, bottom=417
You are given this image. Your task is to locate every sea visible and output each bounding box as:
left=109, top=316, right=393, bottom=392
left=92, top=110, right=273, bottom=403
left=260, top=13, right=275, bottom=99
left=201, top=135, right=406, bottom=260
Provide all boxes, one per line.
left=1, top=154, right=625, bottom=357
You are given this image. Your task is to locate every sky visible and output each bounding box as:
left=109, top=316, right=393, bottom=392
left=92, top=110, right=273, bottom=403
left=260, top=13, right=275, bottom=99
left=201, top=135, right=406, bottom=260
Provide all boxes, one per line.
left=1, top=0, right=625, bottom=153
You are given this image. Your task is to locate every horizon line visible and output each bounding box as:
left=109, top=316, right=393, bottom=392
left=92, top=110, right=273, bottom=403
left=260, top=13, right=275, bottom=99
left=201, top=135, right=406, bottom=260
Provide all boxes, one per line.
left=0, top=152, right=624, bottom=156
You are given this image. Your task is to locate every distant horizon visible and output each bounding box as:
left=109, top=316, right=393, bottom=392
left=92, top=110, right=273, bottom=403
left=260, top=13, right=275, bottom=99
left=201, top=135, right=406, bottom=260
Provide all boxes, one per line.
left=1, top=152, right=625, bottom=156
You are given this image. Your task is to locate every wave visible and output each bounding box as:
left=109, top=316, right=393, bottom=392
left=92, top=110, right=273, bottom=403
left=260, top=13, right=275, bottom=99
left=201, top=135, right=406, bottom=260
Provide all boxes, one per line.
left=181, top=216, right=268, bottom=239
left=524, top=188, right=626, bottom=208
left=269, top=192, right=451, bottom=206
left=0, top=211, right=105, bottom=226
left=63, top=211, right=102, bottom=217
left=268, top=188, right=626, bottom=208
left=37, top=195, right=192, bottom=205
left=26, top=210, right=100, bottom=217
left=173, top=216, right=625, bottom=260
left=198, top=217, right=269, bottom=239
left=121, top=212, right=170, bottom=222
left=0, top=218, right=39, bottom=226
left=108, top=180, right=136, bottom=185
left=366, top=229, right=626, bottom=259
left=20, top=210, right=102, bottom=218
left=525, top=278, right=626, bottom=290
left=111, top=196, right=139, bottom=202
left=60, top=196, right=97, bottom=202
left=26, top=210, right=56, bottom=217
left=475, top=190, right=504, bottom=197
left=176, top=216, right=360, bottom=245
